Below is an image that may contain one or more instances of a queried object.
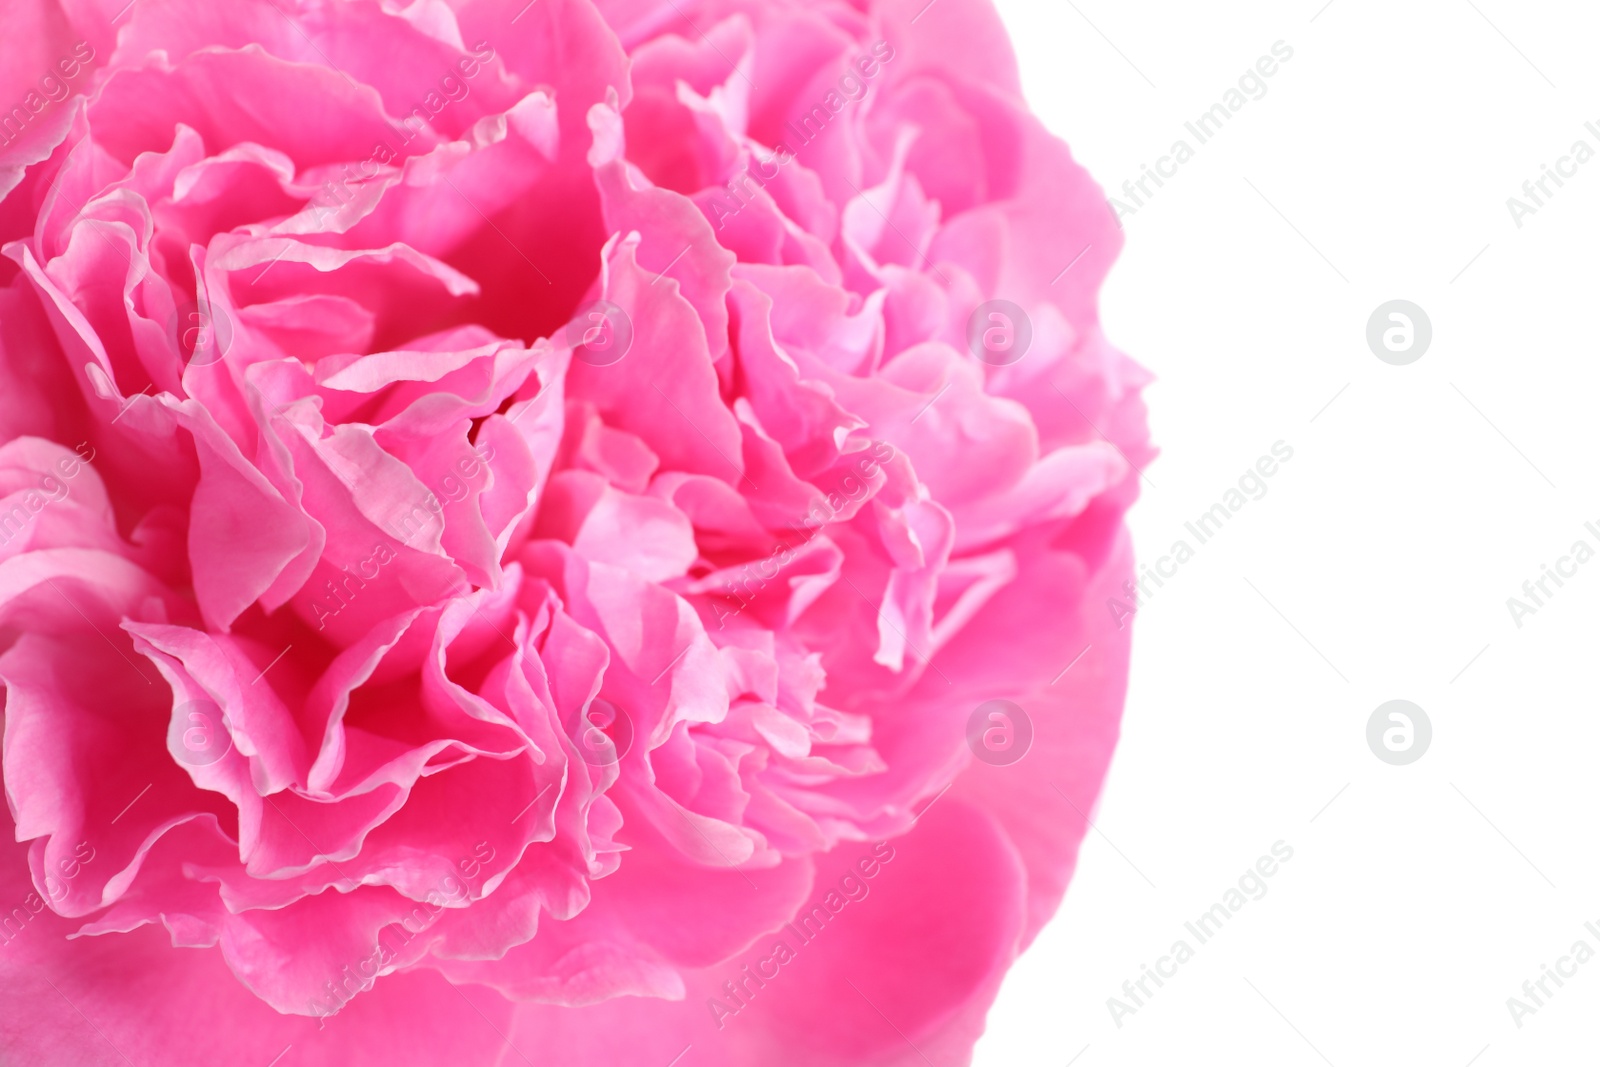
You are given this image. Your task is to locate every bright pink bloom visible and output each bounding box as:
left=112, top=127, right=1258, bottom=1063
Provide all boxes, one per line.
left=0, top=0, right=1149, bottom=1063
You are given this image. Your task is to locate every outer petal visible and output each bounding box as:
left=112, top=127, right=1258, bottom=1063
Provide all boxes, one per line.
left=0, top=832, right=520, bottom=1067
left=501, top=800, right=1026, bottom=1067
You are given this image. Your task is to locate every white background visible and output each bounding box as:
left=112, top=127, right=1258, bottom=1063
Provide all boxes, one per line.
left=976, top=2, right=1600, bottom=1065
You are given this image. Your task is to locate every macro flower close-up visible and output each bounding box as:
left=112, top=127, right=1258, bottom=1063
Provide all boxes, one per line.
left=0, top=0, right=1148, bottom=1064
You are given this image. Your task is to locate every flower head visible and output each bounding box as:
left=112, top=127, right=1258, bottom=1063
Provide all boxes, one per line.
left=0, top=1, right=1149, bottom=1063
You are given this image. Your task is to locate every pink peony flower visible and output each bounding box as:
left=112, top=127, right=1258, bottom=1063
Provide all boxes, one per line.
left=0, top=0, right=1150, bottom=1064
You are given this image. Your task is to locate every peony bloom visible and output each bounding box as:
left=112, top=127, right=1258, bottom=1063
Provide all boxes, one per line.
left=0, top=0, right=1150, bottom=1063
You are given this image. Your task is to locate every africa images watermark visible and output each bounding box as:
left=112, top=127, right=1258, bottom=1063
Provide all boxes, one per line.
left=308, top=840, right=498, bottom=1020
left=0, top=40, right=95, bottom=148
left=1503, top=519, right=1600, bottom=629
left=706, top=40, right=896, bottom=231
left=384, top=440, right=499, bottom=549
left=1108, top=41, right=1295, bottom=223
left=707, top=841, right=897, bottom=1029
left=1504, top=918, right=1600, bottom=1029
left=1106, top=441, right=1295, bottom=628
left=0, top=841, right=96, bottom=949
left=1505, top=120, right=1600, bottom=229
left=0, top=442, right=98, bottom=547
left=1107, top=841, right=1295, bottom=1028
left=703, top=441, right=898, bottom=629
left=310, top=41, right=500, bottom=220
left=297, top=440, right=498, bottom=630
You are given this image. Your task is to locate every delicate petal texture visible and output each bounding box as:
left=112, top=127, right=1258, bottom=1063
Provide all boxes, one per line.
left=0, top=0, right=1150, bottom=1064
